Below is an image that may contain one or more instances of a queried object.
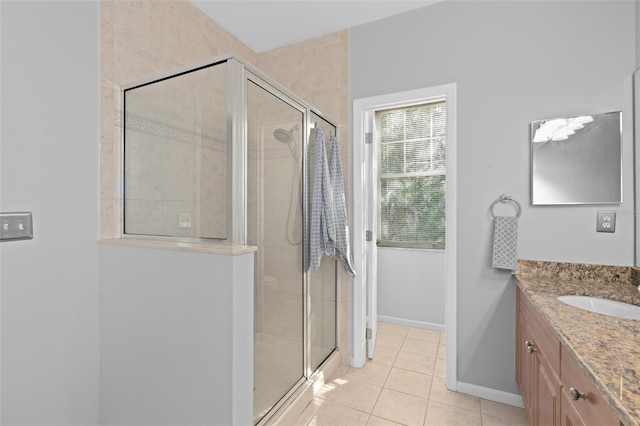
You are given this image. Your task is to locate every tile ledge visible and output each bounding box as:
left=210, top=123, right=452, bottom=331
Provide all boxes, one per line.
left=99, top=238, right=257, bottom=255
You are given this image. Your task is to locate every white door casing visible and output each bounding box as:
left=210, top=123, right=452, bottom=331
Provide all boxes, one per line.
left=351, top=84, right=457, bottom=393
left=365, top=112, right=378, bottom=360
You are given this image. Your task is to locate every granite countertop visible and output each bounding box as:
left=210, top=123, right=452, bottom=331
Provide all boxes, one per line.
left=515, top=260, right=640, bottom=426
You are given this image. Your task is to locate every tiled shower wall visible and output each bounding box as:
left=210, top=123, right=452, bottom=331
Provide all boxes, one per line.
left=99, top=0, right=257, bottom=241
left=123, top=63, right=228, bottom=238
left=99, top=0, right=350, bottom=365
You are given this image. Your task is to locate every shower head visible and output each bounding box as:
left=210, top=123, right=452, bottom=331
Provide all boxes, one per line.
left=273, top=124, right=300, bottom=144
left=273, top=128, right=293, bottom=144
left=273, top=124, right=300, bottom=162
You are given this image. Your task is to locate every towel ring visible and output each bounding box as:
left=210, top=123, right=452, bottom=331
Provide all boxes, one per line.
left=490, top=194, right=522, bottom=219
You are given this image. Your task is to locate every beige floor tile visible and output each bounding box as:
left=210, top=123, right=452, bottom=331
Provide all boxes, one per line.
left=429, top=377, right=481, bottom=413
left=370, top=345, right=399, bottom=367
left=329, top=364, right=349, bottom=380
left=307, top=399, right=370, bottom=426
left=433, top=357, right=446, bottom=379
left=481, top=413, right=529, bottom=426
left=481, top=399, right=529, bottom=424
left=372, top=389, right=428, bottom=426
left=293, top=323, right=530, bottom=426
left=344, top=361, right=392, bottom=387
left=424, top=400, right=482, bottom=426
left=375, top=333, right=405, bottom=351
left=377, top=322, right=410, bottom=337
left=406, top=328, right=441, bottom=343
left=292, top=398, right=322, bottom=426
left=401, top=338, right=439, bottom=356
left=437, top=344, right=446, bottom=359
left=394, top=351, right=436, bottom=375
left=316, top=376, right=382, bottom=413
left=366, top=415, right=403, bottom=426
left=383, top=367, right=432, bottom=399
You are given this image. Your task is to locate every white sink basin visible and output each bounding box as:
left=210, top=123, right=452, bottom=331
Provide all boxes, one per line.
left=557, top=295, right=640, bottom=320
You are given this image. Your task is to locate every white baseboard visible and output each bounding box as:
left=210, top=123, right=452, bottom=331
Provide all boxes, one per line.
left=378, top=315, right=445, bottom=332
left=456, top=381, right=524, bottom=408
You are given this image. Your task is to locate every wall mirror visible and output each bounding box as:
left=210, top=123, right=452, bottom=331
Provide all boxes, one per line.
left=531, top=111, right=622, bottom=205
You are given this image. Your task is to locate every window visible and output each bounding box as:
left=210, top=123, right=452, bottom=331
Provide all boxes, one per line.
left=376, top=101, right=446, bottom=249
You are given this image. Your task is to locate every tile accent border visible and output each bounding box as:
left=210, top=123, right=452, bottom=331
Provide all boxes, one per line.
left=117, top=112, right=227, bottom=152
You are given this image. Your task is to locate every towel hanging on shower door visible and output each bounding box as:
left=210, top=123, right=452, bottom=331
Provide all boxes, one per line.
left=326, top=135, right=356, bottom=276
left=309, top=127, right=356, bottom=276
left=310, top=127, right=336, bottom=273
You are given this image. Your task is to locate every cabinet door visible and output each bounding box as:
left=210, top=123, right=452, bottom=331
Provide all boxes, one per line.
left=517, top=310, right=534, bottom=415
left=535, top=355, right=559, bottom=426
left=561, top=390, right=586, bottom=426
left=560, top=346, right=620, bottom=426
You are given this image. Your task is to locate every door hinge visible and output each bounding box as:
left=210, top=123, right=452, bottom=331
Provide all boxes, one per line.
left=365, top=230, right=373, bottom=242
left=366, top=327, right=372, bottom=339
left=365, top=132, right=373, bottom=144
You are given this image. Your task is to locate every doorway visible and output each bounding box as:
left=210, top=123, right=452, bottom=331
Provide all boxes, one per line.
left=351, top=84, right=458, bottom=391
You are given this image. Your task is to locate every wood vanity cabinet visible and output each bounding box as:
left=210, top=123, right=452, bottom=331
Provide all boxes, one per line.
left=516, top=288, right=621, bottom=426
left=516, top=288, right=560, bottom=425
left=559, top=343, right=620, bottom=426
left=560, top=390, right=586, bottom=426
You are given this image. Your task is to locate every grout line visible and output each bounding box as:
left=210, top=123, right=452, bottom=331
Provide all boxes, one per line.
left=423, top=388, right=430, bottom=426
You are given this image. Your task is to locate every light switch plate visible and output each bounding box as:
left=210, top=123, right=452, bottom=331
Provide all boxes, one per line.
left=0, top=212, right=33, bottom=241
left=596, top=210, right=616, bottom=233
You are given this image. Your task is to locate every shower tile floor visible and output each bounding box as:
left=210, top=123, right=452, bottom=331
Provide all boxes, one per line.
left=293, top=322, right=529, bottom=426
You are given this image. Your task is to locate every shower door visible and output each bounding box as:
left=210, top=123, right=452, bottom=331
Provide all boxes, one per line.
left=307, top=113, right=337, bottom=372
left=247, top=79, right=305, bottom=424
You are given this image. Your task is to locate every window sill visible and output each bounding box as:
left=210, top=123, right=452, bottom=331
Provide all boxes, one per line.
left=376, top=245, right=446, bottom=253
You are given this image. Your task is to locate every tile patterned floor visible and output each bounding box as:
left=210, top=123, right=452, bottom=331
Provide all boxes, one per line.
left=294, top=322, right=529, bottom=426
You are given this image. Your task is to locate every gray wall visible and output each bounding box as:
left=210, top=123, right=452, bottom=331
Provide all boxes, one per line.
left=637, top=0, right=640, bottom=68
left=0, top=1, right=100, bottom=423
left=99, top=245, right=254, bottom=425
left=377, top=249, right=445, bottom=328
left=351, top=0, right=636, bottom=395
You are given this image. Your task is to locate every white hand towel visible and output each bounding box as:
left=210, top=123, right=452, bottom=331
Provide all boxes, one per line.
left=492, top=216, right=518, bottom=271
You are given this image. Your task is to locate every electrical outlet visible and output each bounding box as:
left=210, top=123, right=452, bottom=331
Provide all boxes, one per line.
left=596, top=210, right=616, bottom=233
left=178, top=212, right=192, bottom=229
left=0, top=212, right=33, bottom=241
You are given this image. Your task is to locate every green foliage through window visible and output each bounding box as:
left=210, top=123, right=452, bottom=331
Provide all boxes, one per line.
left=376, top=102, right=446, bottom=249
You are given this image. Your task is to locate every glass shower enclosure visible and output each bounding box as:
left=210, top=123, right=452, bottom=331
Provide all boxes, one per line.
left=122, top=56, right=338, bottom=424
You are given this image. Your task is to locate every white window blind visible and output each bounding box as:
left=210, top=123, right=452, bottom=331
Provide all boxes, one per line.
left=376, top=101, right=446, bottom=249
